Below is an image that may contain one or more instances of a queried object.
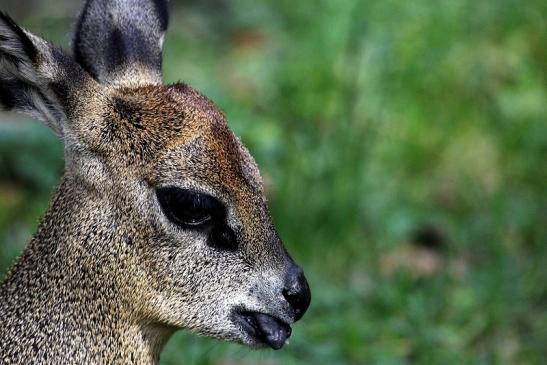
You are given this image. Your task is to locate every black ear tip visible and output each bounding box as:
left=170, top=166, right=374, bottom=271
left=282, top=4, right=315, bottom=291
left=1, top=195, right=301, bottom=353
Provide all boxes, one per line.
left=0, top=10, right=19, bottom=31
left=0, top=10, right=37, bottom=62
left=0, top=10, right=13, bottom=28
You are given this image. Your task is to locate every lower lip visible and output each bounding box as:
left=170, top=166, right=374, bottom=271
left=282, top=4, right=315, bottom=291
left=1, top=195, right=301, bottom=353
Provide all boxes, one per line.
left=234, top=311, right=292, bottom=349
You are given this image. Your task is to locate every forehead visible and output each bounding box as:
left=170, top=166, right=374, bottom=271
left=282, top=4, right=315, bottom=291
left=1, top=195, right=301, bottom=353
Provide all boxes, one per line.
left=102, top=83, right=262, bottom=193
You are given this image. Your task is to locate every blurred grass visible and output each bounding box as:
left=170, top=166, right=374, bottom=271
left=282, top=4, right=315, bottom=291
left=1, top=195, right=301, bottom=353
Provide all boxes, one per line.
left=1, top=0, right=546, bottom=364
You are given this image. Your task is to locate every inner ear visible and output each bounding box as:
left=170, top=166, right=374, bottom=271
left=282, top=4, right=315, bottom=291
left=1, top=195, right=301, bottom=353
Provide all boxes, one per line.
left=74, top=0, right=169, bottom=86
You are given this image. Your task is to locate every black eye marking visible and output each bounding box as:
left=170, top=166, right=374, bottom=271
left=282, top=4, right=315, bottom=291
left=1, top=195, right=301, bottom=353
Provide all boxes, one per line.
left=208, top=225, right=238, bottom=252
left=156, top=187, right=239, bottom=251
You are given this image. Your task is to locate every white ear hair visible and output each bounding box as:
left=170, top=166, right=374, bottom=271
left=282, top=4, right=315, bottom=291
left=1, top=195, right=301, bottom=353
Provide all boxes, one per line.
left=0, top=12, right=96, bottom=137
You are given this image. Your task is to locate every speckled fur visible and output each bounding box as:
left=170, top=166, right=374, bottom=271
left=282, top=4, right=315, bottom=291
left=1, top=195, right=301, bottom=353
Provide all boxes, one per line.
left=0, top=2, right=306, bottom=364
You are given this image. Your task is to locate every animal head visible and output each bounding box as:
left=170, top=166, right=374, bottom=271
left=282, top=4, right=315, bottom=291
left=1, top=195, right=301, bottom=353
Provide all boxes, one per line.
left=0, top=0, right=310, bottom=350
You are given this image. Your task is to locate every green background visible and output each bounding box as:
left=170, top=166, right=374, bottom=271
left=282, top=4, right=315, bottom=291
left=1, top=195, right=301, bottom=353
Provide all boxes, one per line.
left=0, top=0, right=546, bottom=364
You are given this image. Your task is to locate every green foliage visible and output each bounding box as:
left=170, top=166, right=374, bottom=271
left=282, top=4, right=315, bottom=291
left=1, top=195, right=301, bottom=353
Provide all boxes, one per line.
left=1, top=0, right=546, bottom=363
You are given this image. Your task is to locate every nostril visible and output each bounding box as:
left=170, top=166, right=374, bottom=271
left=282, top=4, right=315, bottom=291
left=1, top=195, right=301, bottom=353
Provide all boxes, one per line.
left=282, top=268, right=311, bottom=321
left=282, top=289, right=302, bottom=318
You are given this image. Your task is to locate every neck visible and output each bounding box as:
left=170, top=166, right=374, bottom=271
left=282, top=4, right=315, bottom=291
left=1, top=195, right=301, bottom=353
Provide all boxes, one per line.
left=0, top=175, right=173, bottom=364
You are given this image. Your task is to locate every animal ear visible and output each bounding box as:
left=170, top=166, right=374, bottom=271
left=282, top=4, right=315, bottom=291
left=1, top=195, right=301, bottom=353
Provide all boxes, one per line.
left=0, top=11, right=97, bottom=137
left=74, top=0, right=169, bottom=87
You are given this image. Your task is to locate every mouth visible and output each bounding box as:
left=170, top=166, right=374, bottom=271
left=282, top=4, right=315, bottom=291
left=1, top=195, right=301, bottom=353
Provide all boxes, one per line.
left=233, top=310, right=292, bottom=350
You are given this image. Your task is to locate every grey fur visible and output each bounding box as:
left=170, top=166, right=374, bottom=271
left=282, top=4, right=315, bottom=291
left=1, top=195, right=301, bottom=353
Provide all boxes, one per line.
left=0, top=1, right=309, bottom=364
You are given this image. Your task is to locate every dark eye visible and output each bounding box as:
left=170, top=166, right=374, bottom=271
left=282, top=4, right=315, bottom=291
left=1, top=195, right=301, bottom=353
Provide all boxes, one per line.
left=156, top=187, right=223, bottom=228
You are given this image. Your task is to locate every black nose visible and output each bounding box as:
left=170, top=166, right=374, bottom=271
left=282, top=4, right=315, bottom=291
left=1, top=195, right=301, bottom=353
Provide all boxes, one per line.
left=282, top=265, right=311, bottom=321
